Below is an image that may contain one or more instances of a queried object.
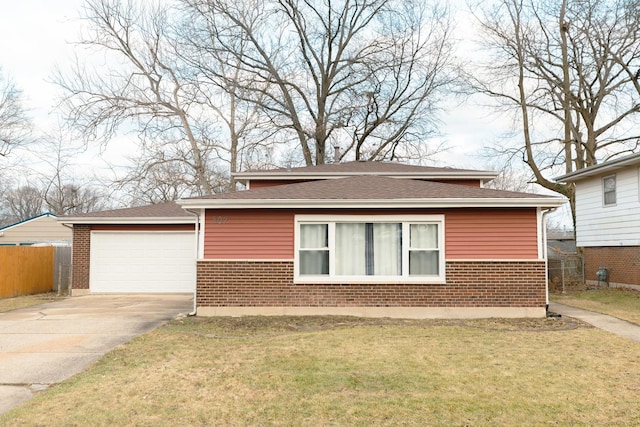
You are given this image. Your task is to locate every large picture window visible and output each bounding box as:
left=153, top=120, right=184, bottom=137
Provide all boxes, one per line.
left=295, top=215, right=445, bottom=283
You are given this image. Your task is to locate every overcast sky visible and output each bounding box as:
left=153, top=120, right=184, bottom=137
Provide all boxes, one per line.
left=0, top=0, right=509, bottom=169
left=1, top=0, right=82, bottom=123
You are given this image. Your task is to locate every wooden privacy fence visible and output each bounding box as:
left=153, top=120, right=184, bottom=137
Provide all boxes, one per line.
left=0, top=246, right=55, bottom=298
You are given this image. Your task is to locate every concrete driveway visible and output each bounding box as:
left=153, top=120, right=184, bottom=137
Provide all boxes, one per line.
left=0, top=294, right=193, bottom=415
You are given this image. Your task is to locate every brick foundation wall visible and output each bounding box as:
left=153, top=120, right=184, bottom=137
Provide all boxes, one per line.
left=72, top=225, right=91, bottom=290
left=583, top=246, right=640, bottom=286
left=197, top=260, right=546, bottom=308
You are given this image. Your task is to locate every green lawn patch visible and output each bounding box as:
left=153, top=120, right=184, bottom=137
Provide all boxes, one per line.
left=2, top=316, right=640, bottom=426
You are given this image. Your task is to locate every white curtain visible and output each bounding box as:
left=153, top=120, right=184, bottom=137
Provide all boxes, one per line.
left=373, top=223, right=401, bottom=275
left=300, top=224, right=327, bottom=248
left=300, top=224, right=328, bottom=275
left=410, top=224, right=439, bottom=275
left=410, top=224, right=438, bottom=248
left=335, top=223, right=366, bottom=275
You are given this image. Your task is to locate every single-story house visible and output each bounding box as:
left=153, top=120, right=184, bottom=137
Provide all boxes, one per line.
left=61, top=161, right=566, bottom=318
left=556, top=152, right=640, bottom=289
left=0, top=213, right=72, bottom=246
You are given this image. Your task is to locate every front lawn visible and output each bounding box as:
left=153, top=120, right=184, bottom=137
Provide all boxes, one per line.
left=552, top=287, right=640, bottom=326
left=2, top=315, right=640, bottom=426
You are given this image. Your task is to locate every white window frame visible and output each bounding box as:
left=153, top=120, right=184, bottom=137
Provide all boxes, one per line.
left=294, top=214, right=445, bottom=284
left=603, top=174, right=616, bottom=206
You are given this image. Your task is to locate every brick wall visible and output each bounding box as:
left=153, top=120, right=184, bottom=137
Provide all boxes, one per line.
left=196, top=260, right=546, bottom=308
left=583, top=246, right=640, bottom=286
left=72, top=225, right=91, bottom=290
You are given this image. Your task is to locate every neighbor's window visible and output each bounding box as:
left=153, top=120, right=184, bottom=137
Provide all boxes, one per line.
left=603, top=175, right=616, bottom=206
left=295, top=215, right=444, bottom=283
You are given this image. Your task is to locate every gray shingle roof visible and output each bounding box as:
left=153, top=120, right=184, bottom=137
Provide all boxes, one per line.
left=187, top=175, right=551, bottom=201
left=61, top=172, right=566, bottom=224
left=59, top=201, right=193, bottom=220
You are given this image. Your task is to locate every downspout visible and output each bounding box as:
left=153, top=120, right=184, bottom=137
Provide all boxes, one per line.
left=62, top=223, right=74, bottom=296
left=540, top=207, right=558, bottom=313
left=185, top=209, right=201, bottom=316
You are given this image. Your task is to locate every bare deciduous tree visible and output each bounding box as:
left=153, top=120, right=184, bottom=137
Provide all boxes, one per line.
left=185, top=0, right=456, bottom=165
left=45, top=184, right=107, bottom=215
left=3, top=186, right=44, bottom=222
left=115, top=156, right=228, bottom=205
left=0, top=68, right=31, bottom=157
left=55, top=0, right=275, bottom=195
left=470, top=0, right=640, bottom=222
left=55, top=0, right=217, bottom=195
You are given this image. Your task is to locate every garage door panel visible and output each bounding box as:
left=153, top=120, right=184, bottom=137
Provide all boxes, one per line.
left=90, top=232, right=196, bottom=293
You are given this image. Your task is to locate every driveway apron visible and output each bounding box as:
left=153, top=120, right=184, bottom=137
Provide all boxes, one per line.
left=0, top=294, right=193, bottom=415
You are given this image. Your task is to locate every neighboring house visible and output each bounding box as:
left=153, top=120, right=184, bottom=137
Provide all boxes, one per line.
left=547, top=229, right=576, bottom=259
left=556, top=152, right=640, bottom=290
left=0, top=213, right=72, bottom=246
left=61, top=161, right=566, bottom=318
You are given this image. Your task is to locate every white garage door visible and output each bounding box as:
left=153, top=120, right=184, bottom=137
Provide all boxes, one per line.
left=90, top=231, right=196, bottom=293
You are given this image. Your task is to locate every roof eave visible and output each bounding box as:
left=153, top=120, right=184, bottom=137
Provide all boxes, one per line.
left=58, top=217, right=196, bottom=225
left=178, top=197, right=567, bottom=210
left=0, top=213, right=56, bottom=232
left=556, top=153, right=640, bottom=182
left=234, top=171, right=499, bottom=182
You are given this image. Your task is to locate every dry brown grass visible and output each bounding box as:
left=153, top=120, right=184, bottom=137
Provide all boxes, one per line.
left=0, top=292, right=67, bottom=313
left=552, top=287, right=640, bottom=325
left=2, top=315, right=640, bottom=426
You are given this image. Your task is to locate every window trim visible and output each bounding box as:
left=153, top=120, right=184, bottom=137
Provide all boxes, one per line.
left=603, top=174, right=617, bottom=206
left=294, top=214, right=445, bottom=284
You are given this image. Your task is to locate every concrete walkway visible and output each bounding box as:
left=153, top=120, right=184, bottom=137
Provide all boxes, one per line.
left=0, top=294, right=193, bottom=415
left=549, top=302, right=640, bottom=343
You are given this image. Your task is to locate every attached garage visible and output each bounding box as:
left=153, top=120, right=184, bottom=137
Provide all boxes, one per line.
left=90, top=231, right=195, bottom=293
left=60, top=202, right=199, bottom=295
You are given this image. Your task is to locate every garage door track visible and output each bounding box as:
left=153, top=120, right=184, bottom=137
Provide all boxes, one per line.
left=0, top=294, right=193, bottom=415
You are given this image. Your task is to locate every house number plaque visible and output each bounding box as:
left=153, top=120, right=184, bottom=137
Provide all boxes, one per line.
left=213, top=216, right=229, bottom=224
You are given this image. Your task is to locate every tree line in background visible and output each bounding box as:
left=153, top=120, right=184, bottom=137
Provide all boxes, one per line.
left=2, top=0, right=640, bottom=227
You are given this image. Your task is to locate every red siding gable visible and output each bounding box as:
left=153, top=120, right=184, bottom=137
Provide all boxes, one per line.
left=248, top=178, right=483, bottom=188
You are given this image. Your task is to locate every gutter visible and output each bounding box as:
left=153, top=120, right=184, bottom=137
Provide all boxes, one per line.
left=61, top=222, right=74, bottom=296
left=541, top=207, right=558, bottom=314
left=177, top=197, right=568, bottom=210
left=184, top=208, right=200, bottom=316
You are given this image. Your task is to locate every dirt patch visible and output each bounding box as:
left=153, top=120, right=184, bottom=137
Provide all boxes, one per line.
left=168, top=314, right=589, bottom=339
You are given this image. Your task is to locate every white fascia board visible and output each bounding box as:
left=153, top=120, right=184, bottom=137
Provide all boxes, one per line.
left=556, top=153, right=640, bottom=182
left=178, top=197, right=567, bottom=210
left=58, top=217, right=196, bottom=225
left=233, top=171, right=499, bottom=181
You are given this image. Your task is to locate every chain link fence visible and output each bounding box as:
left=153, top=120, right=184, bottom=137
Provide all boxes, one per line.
left=548, top=253, right=584, bottom=293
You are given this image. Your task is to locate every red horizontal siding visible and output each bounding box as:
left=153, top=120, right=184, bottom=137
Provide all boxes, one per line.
left=250, top=179, right=482, bottom=188
left=248, top=179, right=307, bottom=189
left=445, top=209, right=538, bottom=259
left=204, top=209, right=294, bottom=259
left=203, top=208, right=539, bottom=260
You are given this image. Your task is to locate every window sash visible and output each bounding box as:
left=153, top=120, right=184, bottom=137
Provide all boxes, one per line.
left=603, top=175, right=616, bottom=205
left=296, top=216, right=444, bottom=282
